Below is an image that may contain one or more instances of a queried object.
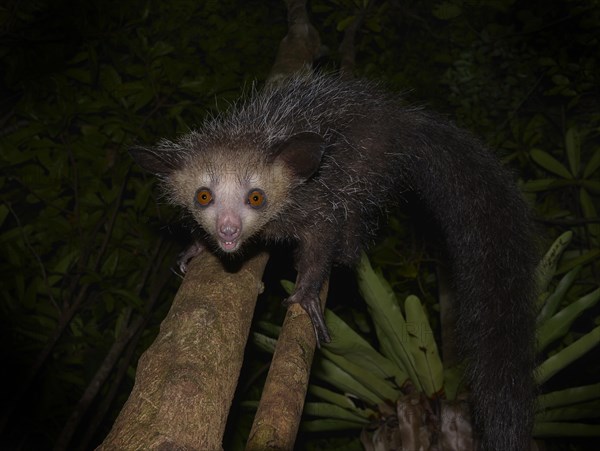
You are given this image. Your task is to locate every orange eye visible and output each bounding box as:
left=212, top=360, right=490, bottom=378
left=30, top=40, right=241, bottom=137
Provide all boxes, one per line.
left=195, top=188, right=213, bottom=207
left=247, top=189, right=266, bottom=208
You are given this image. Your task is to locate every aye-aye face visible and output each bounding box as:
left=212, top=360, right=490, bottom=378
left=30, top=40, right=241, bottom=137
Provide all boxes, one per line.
left=166, top=152, right=297, bottom=254
left=130, top=132, right=326, bottom=254
left=164, top=133, right=325, bottom=254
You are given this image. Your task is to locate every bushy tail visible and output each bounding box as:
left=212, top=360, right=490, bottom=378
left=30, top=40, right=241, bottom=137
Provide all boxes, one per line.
left=399, top=113, right=537, bottom=450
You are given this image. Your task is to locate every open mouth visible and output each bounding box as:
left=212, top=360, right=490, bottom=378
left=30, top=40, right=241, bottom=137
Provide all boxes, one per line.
left=219, top=239, right=239, bottom=252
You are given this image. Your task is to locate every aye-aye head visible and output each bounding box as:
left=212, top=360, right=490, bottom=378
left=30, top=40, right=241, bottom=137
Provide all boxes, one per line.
left=130, top=132, right=325, bottom=254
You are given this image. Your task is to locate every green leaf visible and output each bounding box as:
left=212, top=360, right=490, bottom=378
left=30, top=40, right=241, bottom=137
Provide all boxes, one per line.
left=537, top=266, right=581, bottom=325
left=356, top=252, right=422, bottom=392
left=533, top=422, right=600, bottom=437
left=337, top=15, right=357, bottom=32
left=551, top=74, right=570, bottom=86
left=404, top=295, right=443, bottom=397
left=320, top=348, right=401, bottom=402
left=535, top=400, right=600, bottom=423
left=565, top=127, right=581, bottom=176
left=536, top=326, right=600, bottom=385
left=150, top=41, right=175, bottom=59
left=580, top=179, right=600, bottom=194
left=308, top=385, right=375, bottom=418
left=443, top=364, right=466, bottom=401
left=521, top=178, right=567, bottom=192
left=365, top=17, right=382, bottom=33
left=580, top=188, right=598, bottom=219
left=107, top=289, right=143, bottom=308
left=53, top=250, right=79, bottom=274
left=583, top=148, right=600, bottom=179
left=255, top=321, right=281, bottom=338
left=252, top=332, right=277, bottom=354
left=312, top=358, right=384, bottom=405
left=280, top=279, right=295, bottom=295
left=100, top=65, right=123, bottom=91
left=131, top=87, right=155, bottom=111
left=303, top=402, right=369, bottom=423
left=101, top=250, right=120, bottom=277
left=580, top=188, right=600, bottom=245
left=65, top=68, right=92, bottom=84
left=556, top=249, right=600, bottom=275
left=300, top=418, right=365, bottom=432
left=537, top=288, right=600, bottom=351
left=322, top=310, right=409, bottom=387
left=536, top=232, right=572, bottom=292
left=530, top=148, right=572, bottom=179
left=536, top=383, right=600, bottom=411
left=538, top=57, right=557, bottom=67
left=432, top=2, right=462, bottom=20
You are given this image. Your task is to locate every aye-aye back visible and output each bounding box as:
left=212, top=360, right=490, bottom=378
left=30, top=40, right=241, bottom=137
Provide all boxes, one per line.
left=130, top=73, right=537, bottom=451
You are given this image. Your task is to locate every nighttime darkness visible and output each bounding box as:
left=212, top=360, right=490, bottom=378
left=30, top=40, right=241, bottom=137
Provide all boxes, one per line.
left=1, top=1, right=599, bottom=450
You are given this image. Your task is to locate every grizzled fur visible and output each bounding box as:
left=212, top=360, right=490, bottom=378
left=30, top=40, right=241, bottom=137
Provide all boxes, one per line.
left=131, top=73, right=537, bottom=451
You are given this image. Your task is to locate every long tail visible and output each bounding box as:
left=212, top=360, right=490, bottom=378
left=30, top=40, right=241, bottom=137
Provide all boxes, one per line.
left=398, top=112, right=537, bottom=450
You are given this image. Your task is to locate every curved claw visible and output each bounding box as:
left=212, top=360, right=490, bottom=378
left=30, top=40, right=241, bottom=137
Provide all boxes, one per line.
left=176, top=241, right=205, bottom=274
left=284, top=292, right=331, bottom=346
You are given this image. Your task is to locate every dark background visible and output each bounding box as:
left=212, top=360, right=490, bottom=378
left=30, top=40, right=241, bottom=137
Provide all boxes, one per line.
left=1, top=0, right=599, bottom=449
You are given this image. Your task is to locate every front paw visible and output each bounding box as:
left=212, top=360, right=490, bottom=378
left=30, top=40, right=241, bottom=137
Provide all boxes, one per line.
left=176, top=241, right=205, bottom=274
left=284, top=292, right=331, bottom=345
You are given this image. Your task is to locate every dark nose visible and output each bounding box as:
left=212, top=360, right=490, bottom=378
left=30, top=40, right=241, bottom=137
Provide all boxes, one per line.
left=219, top=223, right=239, bottom=239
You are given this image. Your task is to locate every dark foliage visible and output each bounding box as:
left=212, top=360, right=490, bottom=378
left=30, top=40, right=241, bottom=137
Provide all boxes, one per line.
left=1, top=0, right=598, bottom=449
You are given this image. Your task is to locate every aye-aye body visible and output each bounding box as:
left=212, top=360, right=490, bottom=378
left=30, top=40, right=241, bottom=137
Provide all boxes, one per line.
left=131, top=73, right=537, bottom=451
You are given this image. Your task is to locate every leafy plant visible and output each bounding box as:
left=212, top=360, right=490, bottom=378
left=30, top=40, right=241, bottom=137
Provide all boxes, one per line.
left=254, top=233, right=600, bottom=447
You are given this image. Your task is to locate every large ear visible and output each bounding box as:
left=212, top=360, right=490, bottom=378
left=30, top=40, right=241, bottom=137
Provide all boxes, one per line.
left=270, top=132, right=325, bottom=182
left=129, top=145, right=182, bottom=175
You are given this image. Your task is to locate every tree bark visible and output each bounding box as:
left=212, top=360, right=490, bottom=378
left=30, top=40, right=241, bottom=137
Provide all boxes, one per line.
left=267, top=0, right=321, bottom=82
left=97, top=251, right=269, bottom=450
left=246, top=283, right=328, bottom=451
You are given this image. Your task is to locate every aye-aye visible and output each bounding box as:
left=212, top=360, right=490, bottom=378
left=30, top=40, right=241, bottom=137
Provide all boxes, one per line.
left=131, top=73, right=537, bottom=451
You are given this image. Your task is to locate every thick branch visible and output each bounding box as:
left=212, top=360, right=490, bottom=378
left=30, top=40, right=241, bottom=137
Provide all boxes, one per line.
left=97, top=251, right=269, bottom=450
left=246, top=282, right=328, bottom=451
left=267, top=0, right=321, bottom=82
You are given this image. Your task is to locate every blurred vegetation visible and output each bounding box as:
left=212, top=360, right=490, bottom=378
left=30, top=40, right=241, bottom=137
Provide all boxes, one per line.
left=1, top=0, right=598, bottom=449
